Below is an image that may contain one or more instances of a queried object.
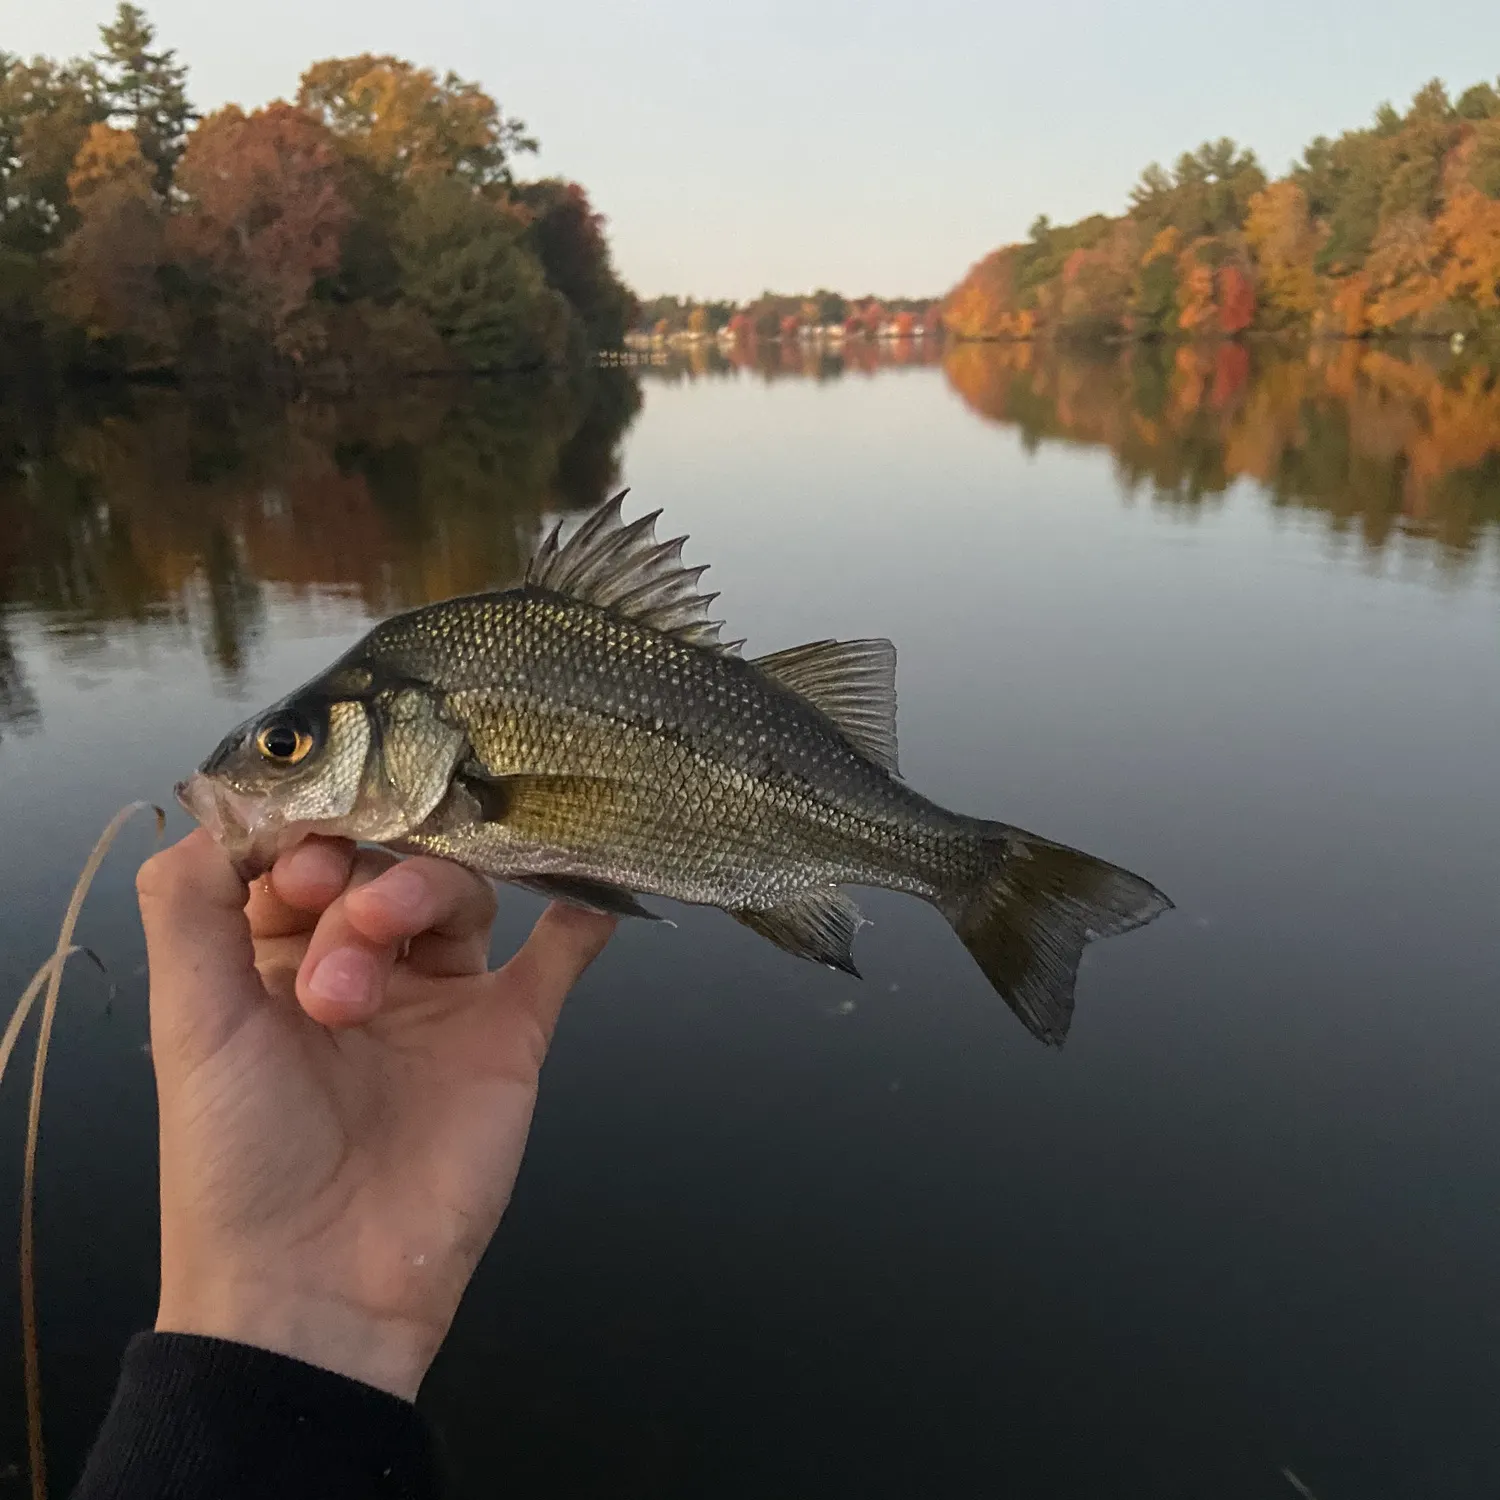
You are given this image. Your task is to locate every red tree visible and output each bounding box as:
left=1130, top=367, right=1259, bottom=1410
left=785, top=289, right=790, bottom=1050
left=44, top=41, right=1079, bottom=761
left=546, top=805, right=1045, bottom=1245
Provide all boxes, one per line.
left=1216, top=264, right=1257, bottom=333
left=171, top=103, right=353, bottom=349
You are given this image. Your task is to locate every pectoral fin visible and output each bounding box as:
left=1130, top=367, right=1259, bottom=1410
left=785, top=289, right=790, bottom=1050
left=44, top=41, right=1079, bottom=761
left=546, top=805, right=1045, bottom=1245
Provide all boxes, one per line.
left=401, top=771, right=661, bottom=920
left=733, top=887, right=864, bottom=976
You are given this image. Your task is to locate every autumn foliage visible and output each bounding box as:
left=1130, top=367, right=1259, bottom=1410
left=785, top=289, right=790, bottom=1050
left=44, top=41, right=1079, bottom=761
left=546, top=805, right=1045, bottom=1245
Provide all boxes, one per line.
left=171, top=104, right=352, bottom=352
left=1, top=5, right=634, bottom=377
left=943, top=81, right=1500, bottom=343
left=51, top=124, right=169, bottom=350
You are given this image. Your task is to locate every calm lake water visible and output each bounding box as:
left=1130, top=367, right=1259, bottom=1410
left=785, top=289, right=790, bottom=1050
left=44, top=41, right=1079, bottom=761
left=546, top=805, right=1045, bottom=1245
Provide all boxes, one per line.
left=1, top=342, right=1498, bottom=1498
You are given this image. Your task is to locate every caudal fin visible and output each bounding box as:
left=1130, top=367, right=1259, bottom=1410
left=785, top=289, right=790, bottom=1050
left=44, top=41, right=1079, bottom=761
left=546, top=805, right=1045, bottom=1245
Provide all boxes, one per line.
left=941, top=827, right=1171, bottom=1046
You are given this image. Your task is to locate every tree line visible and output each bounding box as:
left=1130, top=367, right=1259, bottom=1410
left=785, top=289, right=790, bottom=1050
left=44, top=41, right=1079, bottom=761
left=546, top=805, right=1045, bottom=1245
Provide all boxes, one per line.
left=944, top=79, right=1500, bottom=343
left=635, top=291, right=940, bottom=341
left=0, top=5, right=636, bottom=381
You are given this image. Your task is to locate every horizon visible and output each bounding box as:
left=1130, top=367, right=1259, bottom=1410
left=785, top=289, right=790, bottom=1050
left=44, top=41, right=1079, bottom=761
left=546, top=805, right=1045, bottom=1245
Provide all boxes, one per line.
left=10, top=0, right=1500, bottom=300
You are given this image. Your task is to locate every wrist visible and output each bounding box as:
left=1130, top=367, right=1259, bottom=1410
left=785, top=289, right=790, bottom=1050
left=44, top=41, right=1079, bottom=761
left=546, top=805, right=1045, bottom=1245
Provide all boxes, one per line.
left=156, top=1279, right=436, bottom=1401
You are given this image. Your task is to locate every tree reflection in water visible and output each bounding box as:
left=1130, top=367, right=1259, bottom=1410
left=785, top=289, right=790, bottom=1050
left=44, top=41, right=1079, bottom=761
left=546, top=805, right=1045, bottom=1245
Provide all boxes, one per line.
left=0, top=368, right=642, bottom=695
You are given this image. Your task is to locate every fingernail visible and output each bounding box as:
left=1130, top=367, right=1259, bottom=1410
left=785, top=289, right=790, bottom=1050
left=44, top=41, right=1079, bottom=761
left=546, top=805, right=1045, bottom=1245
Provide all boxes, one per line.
left=361, top=866, right=429, bottom=921
left=307, top=947, right=377, bottom=1010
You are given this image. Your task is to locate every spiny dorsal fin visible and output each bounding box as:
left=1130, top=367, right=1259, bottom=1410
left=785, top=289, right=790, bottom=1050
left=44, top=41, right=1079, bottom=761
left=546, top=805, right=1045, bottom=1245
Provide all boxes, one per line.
left=528, top=491, right=742, bottom=656
left=734, top=887, right=865, bottom=975
left=751, top=638, right=899, bottom=774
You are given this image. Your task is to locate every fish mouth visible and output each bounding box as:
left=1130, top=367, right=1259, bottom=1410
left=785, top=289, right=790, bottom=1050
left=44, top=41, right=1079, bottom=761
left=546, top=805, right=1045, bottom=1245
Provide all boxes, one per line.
left=176, top=773, right=285, bottom=881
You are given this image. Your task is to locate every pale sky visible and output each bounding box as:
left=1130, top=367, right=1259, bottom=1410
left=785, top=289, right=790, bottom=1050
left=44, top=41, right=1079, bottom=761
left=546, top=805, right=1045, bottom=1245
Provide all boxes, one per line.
left=12, top=1, right=1500, bottom=299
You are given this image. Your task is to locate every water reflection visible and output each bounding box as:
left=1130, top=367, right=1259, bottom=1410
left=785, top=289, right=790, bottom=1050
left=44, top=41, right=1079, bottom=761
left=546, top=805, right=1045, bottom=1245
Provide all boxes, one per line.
left=3, top=341, right=1497, bottom=728
left=941, top=341, right=1500, bottom=558
left=3, top=338, right=1499, bottom=1500
left=0, top=626, right=38, bottom=742
left=638, top=334, right=944, bottom=383
left=0, top=370, right=642, bottom=695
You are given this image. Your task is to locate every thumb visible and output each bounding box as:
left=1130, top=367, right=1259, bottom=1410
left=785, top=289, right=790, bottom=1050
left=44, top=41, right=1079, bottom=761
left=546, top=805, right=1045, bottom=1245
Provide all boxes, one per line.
left=492, top=902, right=616, bottom=1059
left=137, top=828, right=262, bottom=1071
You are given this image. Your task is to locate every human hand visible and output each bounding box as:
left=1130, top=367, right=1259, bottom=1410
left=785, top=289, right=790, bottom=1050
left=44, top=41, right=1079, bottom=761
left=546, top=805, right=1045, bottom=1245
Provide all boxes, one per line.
left=136, top=829, right=615, bottom=1400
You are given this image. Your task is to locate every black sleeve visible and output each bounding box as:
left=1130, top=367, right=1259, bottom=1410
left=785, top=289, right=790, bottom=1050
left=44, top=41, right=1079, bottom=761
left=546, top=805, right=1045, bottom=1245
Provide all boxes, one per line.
left=71, top=1332, right=442, bottom=1500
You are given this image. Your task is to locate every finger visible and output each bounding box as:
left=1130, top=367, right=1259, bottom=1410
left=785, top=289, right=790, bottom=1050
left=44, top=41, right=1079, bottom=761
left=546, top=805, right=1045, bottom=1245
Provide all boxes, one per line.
left=245, top=838, right=356, bottom=940
left=273, top=836, right=357, bottom=912
left=137, top=828, right=259, bottom=1066
left=492, top=902, right=616, bottom=1049
left=341, top=856, right=498, bottom=980
left=342, top=857, right=497, bottom=949
left=294, top=852, right=444, bottom=1028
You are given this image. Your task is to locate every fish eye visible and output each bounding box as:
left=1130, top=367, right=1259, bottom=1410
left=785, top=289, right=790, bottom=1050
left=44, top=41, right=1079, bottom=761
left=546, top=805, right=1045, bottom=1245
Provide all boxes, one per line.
left=254, top=713, right=316, bottom=766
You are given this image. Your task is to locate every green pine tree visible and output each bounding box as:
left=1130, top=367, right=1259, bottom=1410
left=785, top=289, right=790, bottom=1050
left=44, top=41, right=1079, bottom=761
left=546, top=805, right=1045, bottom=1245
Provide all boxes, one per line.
left=94, top=4, right=193, bottom=194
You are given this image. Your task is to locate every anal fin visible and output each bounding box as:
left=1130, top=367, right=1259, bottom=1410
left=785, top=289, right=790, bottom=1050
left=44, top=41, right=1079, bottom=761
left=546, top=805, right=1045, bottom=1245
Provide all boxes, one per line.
left=734, top=887, right=864, bottom=976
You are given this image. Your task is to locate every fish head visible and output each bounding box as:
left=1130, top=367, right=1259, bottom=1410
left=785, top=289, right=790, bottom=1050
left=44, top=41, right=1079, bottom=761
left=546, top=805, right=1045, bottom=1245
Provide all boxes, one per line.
left=179, top=658, right=467, bottom=878
left=178, top=691, right=376, bottom=879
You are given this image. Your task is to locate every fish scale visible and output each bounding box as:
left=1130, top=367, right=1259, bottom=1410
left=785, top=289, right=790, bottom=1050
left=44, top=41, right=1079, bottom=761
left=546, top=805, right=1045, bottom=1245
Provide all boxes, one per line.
left=373, top=589, right=965, bottom=902
left=181, top=493, right=1171, bottom=1046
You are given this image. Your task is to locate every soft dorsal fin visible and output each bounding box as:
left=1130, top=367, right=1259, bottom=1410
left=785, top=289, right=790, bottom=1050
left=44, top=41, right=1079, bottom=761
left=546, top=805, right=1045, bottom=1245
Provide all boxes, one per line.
left=752, top=638, right=899, bottom=774
left=528, top=491, right=742, bottom=656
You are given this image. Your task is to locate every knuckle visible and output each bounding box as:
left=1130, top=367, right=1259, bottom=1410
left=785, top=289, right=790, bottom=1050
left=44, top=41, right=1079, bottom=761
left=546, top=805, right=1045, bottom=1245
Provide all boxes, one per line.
left=135, top=845, right=187, bottom=906
left=515, top=1012, right=552, bottom=1073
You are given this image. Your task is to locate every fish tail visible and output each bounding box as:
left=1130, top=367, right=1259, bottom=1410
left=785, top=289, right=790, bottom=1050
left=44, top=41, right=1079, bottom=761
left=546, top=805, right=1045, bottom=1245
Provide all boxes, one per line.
left=939, top=824, right=1171, bottom=1046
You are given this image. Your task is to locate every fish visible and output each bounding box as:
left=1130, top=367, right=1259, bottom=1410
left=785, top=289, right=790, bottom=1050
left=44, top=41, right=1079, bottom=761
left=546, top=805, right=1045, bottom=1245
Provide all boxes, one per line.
left=179, top=492, right=1171, bottom=1045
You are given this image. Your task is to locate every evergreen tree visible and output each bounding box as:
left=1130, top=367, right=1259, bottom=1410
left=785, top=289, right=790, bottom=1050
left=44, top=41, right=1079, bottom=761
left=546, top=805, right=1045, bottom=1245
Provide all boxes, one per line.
left=93, top=4, right=193, bottom=194
left=392, top=176, right=569, bottom=370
